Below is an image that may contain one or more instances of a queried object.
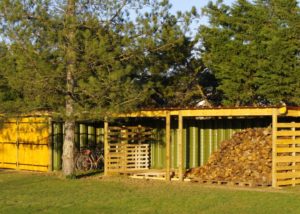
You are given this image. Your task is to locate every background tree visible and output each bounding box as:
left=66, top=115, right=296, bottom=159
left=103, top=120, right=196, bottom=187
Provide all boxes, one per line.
left=0, top=0, right=201, bottom=175
left=199, top=0, right=300, bottom=106
left=130, top=5, right=215, bottom=107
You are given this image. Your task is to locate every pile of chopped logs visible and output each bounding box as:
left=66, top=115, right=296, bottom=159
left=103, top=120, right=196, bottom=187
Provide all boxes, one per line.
left=186, top=128, right=272, bottom=185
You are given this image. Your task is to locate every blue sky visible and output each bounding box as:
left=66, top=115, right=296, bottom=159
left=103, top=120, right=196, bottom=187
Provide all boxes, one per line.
left=169, top=0, right=235, bottom=12
left=169, top=0, right=235, bottom=24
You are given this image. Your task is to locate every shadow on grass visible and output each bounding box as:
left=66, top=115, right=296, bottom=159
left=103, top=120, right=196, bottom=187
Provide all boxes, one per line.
left=75, top=169, right=104, bottom=179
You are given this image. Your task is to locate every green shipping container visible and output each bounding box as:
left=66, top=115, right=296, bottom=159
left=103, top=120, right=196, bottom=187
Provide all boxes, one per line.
left=150, top=117, right=270, bottom=170
left=51, top=117, right=271, bottom=171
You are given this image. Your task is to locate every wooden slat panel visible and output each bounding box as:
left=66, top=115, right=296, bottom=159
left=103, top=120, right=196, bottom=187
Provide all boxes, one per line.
left=107, top=143, right=149, bottom=172
left=275, top=122, right=300, bottom=187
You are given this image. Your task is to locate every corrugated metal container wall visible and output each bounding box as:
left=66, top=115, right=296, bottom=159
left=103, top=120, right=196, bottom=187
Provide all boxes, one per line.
left=52, top=122, right=63, bottom=170
left=0, top=116, right=51, bottom=172
left=51, top=117, right=271, bottom=170
left=52, top=122, right=104, bottom=170
left=150, top=118, right=271, bottom=170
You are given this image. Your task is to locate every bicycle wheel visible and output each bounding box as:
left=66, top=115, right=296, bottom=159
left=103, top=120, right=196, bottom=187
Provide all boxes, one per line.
left=76, top=154, right=93, bottom=171
left=96, top=156, right=104, bottom=170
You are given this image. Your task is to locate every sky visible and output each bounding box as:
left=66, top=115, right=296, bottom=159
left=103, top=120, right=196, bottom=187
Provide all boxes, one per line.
left=169, top=0, right=235, bottom=24
left=169, top=0, right=235, bottom=12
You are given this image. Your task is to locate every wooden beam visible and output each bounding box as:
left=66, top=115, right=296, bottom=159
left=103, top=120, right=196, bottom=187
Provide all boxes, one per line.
left=285, top=109, right=300, bottom=117
left=114, top=110, right=168, bottom=118
left=112, top=107, right=287, bottom=118
left=178, top=107, right=286, bottom=117
left=178, top=112, right=184, bottom=181
left=104, top=119, right=109, bottom=176
left=272, top=109, right=277, bottom=188
left=165, top=111, right=171, bottom=181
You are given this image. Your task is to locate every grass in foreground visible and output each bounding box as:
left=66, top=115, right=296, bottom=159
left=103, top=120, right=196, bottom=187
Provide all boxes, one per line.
left=1, top=170, right=300, bottom=214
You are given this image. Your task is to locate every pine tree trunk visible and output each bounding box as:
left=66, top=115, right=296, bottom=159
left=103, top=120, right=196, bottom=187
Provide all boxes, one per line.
left=62, top=0, right=76, bottom=176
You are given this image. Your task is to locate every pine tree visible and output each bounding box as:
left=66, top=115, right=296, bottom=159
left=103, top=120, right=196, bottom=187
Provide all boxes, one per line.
left=0, top=0, right=199, bottom=175
left=199, top=0, right=300, bottom=106
left=130, top=5, right=211, bottom=107
left=254, top=0, right=300, bottom=104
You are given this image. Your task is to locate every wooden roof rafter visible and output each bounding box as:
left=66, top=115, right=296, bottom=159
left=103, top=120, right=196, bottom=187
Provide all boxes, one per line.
left=115, top=106, right=288, bottom=118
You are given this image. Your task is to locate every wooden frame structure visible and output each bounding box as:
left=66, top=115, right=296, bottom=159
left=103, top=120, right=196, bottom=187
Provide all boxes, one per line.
left=5, top=106, right=300, bottom=187
left=103, top=106, right=290, bottom=183
left=272, top=107, right=300, bottom=187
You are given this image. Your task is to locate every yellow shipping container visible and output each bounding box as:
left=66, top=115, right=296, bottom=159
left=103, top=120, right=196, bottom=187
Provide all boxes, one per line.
left=0, top=116, right=51, bottom=172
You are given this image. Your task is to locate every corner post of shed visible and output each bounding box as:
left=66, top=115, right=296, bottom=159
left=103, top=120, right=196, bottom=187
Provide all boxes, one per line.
left=178, top=111, right=184, bottom=181
left=165, top=111, right=171, bottom=181
left=104, top=118, right=109, bottom=176
left=272, top=109, right=278, bottom=188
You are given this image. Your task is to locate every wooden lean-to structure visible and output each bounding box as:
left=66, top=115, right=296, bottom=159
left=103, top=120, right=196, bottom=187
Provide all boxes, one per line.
left=2, top=106, right=300, bottom=187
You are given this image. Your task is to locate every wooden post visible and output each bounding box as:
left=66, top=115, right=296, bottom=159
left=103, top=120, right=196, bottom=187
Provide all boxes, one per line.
left=272, top=109, right=277, bottom=188
left=165, top=111, right=171, bottom=181
left=292, top=122, right=296, bottom=186
left=104, top=119, right=109, bottom=176
left=178, top=112, right=184, bottom=181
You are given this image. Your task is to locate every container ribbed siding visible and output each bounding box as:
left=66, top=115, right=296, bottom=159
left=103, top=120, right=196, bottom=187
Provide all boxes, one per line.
left=150, top=118, right=271, bottom=170
left=52, top=123, right=63, bottom=171
left=52, top=122, right=104, bottom=170
left=0, top=117, right=50, bottom=171
left=51, top=118, right=271, bottom=170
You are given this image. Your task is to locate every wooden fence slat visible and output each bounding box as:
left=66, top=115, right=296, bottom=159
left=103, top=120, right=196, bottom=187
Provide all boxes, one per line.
left=276, top=156, right=300, bottom=163
left=276, top=148, right=300, bottom=153
left=277, top=123, right=300, bottom=128
left=276, top=165, right=300, bottom=171
left=277, top=130, right=300, bottom=137
left=277, top=179, right=300, bottom=186
left=276, top=139, right=300, bottom=145
left=276, top=172, right=300, bottom=179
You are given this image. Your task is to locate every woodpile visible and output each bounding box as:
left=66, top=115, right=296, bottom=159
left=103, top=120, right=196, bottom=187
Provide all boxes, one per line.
left=186, top=128, right=272, bottom=185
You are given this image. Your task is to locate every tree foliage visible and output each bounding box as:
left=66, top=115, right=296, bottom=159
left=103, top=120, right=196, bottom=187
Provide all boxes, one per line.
left=0, top=0, right=203, bottom=115
left=0, top=0, right=202, bottom=175
left=200, top=0, right=300, bottom=106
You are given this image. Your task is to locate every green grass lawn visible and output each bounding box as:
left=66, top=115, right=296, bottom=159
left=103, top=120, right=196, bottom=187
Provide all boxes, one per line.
left=1, top=170, right=300, bottom=214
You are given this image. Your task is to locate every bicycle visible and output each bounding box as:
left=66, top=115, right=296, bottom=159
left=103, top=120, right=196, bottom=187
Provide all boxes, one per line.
left=76, top=147, right=104, bottom=171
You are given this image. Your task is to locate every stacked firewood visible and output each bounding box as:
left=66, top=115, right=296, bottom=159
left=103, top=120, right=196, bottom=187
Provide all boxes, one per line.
left=187, top=128, right=272, bottom=185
